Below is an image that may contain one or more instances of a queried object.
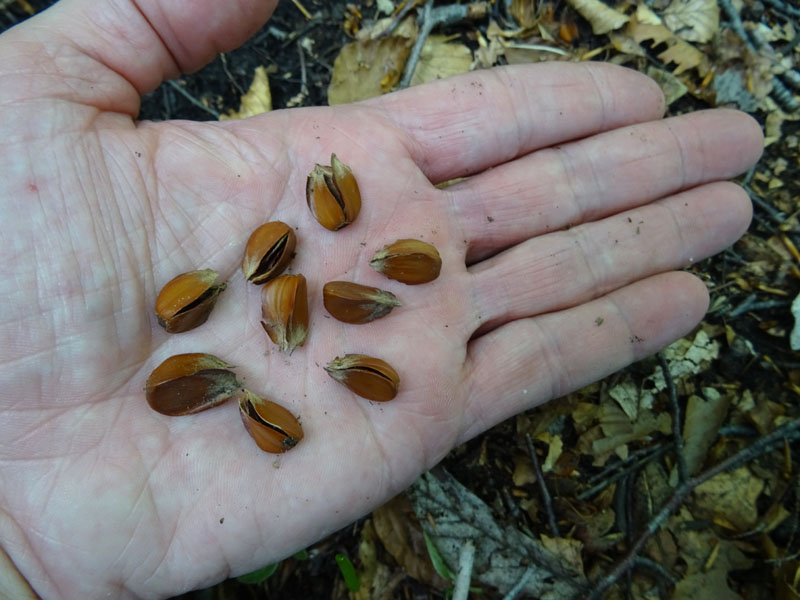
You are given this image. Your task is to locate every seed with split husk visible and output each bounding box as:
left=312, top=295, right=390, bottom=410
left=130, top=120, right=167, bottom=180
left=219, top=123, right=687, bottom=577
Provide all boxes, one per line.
left=324, top=354, right=399, bottom=402
left=369, top=239, right=442, bottom=285
left=306, top=154, right=361, bottom=231
left=261, top=274, right=309, bottom=353
left=239, top=390, right=304, bottom=453
left=323, top=281, right=401, bottom=324
left=155, top=269, right=226, bottom=333
left=145, top=353, right=241, bottom=416
left=242, top=221, right=296, bottom=284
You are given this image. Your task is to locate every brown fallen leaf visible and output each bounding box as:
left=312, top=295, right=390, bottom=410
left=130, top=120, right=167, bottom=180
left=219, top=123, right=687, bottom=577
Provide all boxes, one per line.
left=328, top=37, right=412, bottom=104
left=372, top=494, right=449, bottom=589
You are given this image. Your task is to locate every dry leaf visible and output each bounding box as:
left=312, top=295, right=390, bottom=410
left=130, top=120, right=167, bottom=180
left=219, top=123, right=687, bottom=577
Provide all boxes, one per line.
left=682, top=388, right=731, bottom=475
left=220, top=66, right=271, bottom=120
left=328, top=37, right=412, bottom=104
left=625, top=12, right=709, bottom=75
left=409, top=470, right=587, bottom=598
left=692, top=466, right=765, bottom=531
left=355, top=519, right=399, bottom=600
left=662, top=0, right=719, bottom=43
left=645, top=329, right=720, bottom=392
left=646, top=66, right=688, bottom=105
left=565, top=0, right=629, bottom=35
left=410, top=35, right=473, bottom=86
left=372, top=495, right=449, bottom=589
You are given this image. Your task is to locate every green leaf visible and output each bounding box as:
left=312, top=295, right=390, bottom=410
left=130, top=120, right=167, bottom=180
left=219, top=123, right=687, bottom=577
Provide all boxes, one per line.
left=335, top=553, right=361, bottom=592
left=236, top=563, right=278, bottom=584
left=293, top=549, right=309, bottom=560
left=423, top=530, right=455, bottom=581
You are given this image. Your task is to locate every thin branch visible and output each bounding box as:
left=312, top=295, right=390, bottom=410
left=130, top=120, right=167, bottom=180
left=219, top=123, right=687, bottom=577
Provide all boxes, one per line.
left=502, top=565, right=535, bottom=600
left=399, top=2, right=488, bottom=89
left=578, top=444, right=674, bottom=501
left=526, top=433, right=560, bottom=537
left=166, top=80, right=220, bottom=119
left=657, top=352, right=688, bottom=484
left=585, top=419, right=800, bottom=600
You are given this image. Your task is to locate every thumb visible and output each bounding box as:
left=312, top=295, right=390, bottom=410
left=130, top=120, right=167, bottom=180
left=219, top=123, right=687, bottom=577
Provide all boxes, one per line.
left=0, top=0, right=278, bottom=115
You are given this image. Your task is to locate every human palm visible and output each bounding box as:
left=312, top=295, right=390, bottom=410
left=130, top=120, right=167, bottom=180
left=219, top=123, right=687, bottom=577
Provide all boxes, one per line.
left=0, top=1, right=763, bottom=598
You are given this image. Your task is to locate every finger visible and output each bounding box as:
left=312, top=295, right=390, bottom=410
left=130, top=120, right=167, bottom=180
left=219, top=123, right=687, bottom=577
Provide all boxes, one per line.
left=460, top=271, right=708, bottom=442
left=449, top=109, right=763, bottom=263
left=1, top=0, right=278, bottom=110
left=467, top=181, right=750, bottom=335
left=369, top=62, right=666, bottom=183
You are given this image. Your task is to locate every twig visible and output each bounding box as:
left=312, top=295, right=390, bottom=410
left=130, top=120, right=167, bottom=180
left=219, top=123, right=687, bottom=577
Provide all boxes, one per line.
left=297, top=40, right=309, bottom=97
left=166, top=80, right=220, bottom=119
left=291, top=0, right=312, bottom=20
left=634, top=557, right=678, bottom=585
left=502, top=565, right=535, bottom=600
left=744, top=184, right=786, bottom=225
left=718, top=0, right=755, bottom=51
left=452, top=541, right=475, bottom=600
left=585, top=419, right=800, bottom=600
left=658, top=352, right=688, bottom=483
left=399, top=2, right=488, bottom=89
left=526, top=433, right=560, bottom=537
left=579, top=444, right=674, bottom=500
left=377, top=0, right=420, bottom=38
left=763, top=0, right=800, bottom=18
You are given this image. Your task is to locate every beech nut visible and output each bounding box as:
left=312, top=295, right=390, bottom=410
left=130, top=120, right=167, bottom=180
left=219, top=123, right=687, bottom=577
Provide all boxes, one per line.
left=306, top=154, right=361, bottom=231
left=323, top=281, right=401, bottom=324
left=239, top=390, right=304, bottom=453
left=324, top=354, right=399, bottom=402
left=155, top=269, right=226, bottom=333
left=242, top=221, right=296, bottom=284
left=145, top=353, right=240, bottom=416
left=369, top=239, right=441, bottom=285
left=261, top=273, right=309, bottom=353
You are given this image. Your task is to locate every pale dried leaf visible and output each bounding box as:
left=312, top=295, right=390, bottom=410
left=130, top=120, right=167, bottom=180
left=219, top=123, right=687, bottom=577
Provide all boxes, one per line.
left=646, top=66, right=688, bottom=105
left=409, top=470, right=587, bottom=598
left=692, top=467, right=765, bottom=531
left=593, top=402, right=672, bottom=457
left=565, top=0, right=629, bottom=35
left=662, top=0, right=719, bottom=43
left=682, top=389, right=731, bottom=475
left=328, top=37, right=412, bottom=104
left=410, top=35, right=473, bottom=86
left=220, top=66, right=271, bottom=120
left=608, top=379, right=639, bottom=421
left=646, top=329, right=720, bottom=392
left=376, top=0, right=394, bottom=16
left=626, top=13, right=709, bottom=75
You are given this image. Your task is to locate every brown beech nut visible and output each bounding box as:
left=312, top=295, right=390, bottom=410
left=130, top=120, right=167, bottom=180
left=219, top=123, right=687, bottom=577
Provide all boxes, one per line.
left=306, top=154, right=361, bottom=231
left=241, top=221, right=296, bottom=284
left=155, top=269, right=226, bottom=333
left=239, top=390, right=304, bottom=453
left=369, top=239, right=442, bottom=285
left=261, top=274, right=309, bottom=353
left=145, top=353, right=241, bottom=416
left=324, top=354, right=399, bottom=402
left=322, top=281, right=401, bottom=324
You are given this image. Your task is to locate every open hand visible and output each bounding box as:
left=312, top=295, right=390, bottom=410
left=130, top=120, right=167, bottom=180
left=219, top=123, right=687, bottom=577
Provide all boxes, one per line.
left=0, top=1, right=763, bottom=597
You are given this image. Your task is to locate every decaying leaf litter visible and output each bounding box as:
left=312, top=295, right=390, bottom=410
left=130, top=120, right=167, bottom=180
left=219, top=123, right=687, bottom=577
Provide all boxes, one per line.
left=5, top=0, right=800, bottom=597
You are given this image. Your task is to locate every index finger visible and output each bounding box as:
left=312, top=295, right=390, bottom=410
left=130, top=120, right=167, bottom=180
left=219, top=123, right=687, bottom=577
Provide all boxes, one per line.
left=368, top=62, right=666, bottom=183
